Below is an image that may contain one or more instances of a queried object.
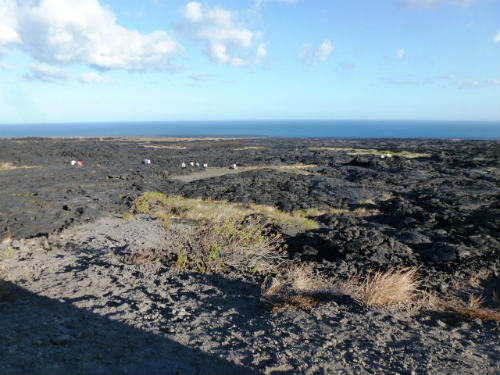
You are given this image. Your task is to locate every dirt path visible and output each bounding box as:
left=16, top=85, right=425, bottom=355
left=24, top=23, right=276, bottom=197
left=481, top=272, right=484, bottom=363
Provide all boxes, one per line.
left=171, top=167, right=251, bottom=183
left=171, top=165, right=317, bottom=183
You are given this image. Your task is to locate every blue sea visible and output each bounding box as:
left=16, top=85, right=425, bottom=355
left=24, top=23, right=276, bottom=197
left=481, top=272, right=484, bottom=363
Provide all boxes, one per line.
left=0, top=120, right=498, bottom=139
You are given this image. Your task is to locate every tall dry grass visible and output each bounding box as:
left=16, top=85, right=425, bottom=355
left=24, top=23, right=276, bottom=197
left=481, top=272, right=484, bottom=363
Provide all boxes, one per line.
left=350, top=267, right=421, bottom=307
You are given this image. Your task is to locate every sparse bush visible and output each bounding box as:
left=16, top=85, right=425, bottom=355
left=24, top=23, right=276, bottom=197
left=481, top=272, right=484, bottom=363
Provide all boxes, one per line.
left=178, top=216, right=286, bottom=274
left=132, top=191, right=169, bottom=214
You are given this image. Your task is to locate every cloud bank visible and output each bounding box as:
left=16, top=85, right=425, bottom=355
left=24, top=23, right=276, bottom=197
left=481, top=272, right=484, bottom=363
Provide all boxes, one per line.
left=80, top=72, right=112, bottom=84
left=0, top=0, right=183, bottom=71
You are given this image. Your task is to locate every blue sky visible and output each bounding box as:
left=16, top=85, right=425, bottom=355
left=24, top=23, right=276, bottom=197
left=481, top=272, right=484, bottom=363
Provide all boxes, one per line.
left=0, top=0, right=499, bottom=124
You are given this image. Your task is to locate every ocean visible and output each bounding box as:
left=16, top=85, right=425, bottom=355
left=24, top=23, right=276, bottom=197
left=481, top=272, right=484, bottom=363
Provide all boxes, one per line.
left=0, top=120, right=498, bottom=139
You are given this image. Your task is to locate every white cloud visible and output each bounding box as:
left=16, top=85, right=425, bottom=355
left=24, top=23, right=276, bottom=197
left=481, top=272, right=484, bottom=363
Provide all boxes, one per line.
left=494, top=30, right=500, bottom=43
left=0, top=61, right=10, bottom=69
left=0, top=0, right=20, bottom=45
left=254, top=0, right=298, bottom=10
left=400, top=0, right=488, bottom=9
left=179, top=2, right=262, bottom=66
left=80, top=72, right=111, bottom=84
left=256, top=43, right=268, bottom=58
left=2, top=0, right=183, bottom=71
left=396, top=48, right=407, bottom=59
left=296, top=40, right=335, bottom=70
left=318, top=40, right=334, bottom=61
left=24, top=63, right=69, bottom=83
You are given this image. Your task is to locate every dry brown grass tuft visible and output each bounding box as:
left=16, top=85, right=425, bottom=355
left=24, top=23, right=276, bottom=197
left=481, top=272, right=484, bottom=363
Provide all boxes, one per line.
left=468, top=270, right=492, bottom=287
left=262, top=266, right=424, bottom=310
left=122, top=249, right=164, bottom=265
left=261, top=264, right=334, bottom=310
left=350, top=267, right=421, bottom=307
left=271, top=295, right=320, bottom=311
left=438, top=295, right=500, bottom=322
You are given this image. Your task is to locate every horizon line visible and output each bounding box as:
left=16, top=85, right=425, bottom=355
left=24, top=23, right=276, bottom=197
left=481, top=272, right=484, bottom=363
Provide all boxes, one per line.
left=1, top=119, right=499, bottom=126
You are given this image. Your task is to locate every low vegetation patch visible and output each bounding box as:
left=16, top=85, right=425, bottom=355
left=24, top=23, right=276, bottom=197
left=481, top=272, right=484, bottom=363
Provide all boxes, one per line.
left=132, top=192, right=320, bottom=231
left=262, top=266, right=422, bottom=309
left=0, top=162, right=42, bottom=171
left=121, top=213, right=134, bottom=221
left=141, top=144, right=187, bottom=150
left=130, top=192, right=288, bottom=275
left=178, top=216, right=286, bottom=274
left=307, top=147, right=431, bottom=158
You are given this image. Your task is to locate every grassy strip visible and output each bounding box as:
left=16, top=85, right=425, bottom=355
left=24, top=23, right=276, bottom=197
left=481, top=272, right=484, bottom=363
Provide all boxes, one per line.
left=132, top=192, right=320, bottom=231
left=0, top=162, right=42, bottom=171
left=308, top=147, right=431, bottom=158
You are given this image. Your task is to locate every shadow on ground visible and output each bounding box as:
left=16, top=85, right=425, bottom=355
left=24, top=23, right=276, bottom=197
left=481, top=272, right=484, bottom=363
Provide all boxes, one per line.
left=0, top=280, right=255, bottom=375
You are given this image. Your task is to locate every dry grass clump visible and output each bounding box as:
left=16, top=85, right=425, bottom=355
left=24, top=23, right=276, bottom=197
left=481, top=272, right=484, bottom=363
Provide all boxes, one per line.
left=122, top=249, right=165, bottom=265
left=263, top=267, right=422, bottom=310
left=261, top=264, right=334, bottom=310
left=132, top=192, right=320, bottom=231
left=438, top=295, right=500, bottom=322
left=348, top=267, right=421, bottom=307
left=178, top=216, right=286, bottom=274
left=468, top=269, right=492, bottom=287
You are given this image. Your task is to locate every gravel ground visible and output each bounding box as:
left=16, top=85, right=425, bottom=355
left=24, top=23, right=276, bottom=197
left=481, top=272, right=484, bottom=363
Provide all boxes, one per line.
left=1, top=216, right=499, bottom=375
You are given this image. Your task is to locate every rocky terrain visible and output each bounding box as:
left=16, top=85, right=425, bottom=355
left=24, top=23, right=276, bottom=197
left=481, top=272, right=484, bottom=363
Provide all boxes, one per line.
left=1, top=137, right=499, bottom=374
